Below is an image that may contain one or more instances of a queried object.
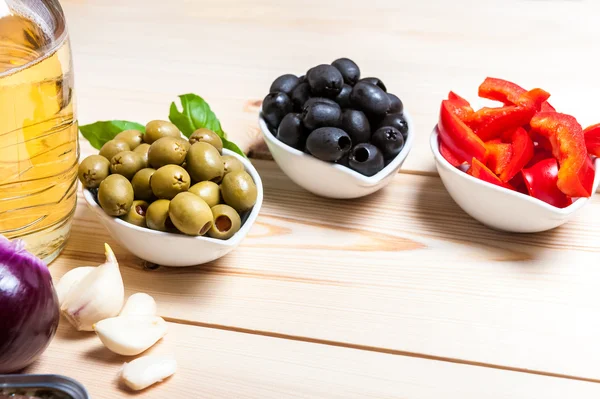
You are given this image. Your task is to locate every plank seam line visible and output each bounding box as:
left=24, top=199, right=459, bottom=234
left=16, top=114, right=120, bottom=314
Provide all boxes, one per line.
left=163, top=316, right=600, bottom=384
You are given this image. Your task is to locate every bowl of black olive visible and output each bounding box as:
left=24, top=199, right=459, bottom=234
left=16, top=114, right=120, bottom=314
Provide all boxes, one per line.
left=259, top=58, right=414, bottom=199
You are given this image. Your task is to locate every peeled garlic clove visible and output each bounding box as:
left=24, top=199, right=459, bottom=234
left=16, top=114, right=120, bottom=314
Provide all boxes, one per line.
left=55, top=266, right=95, bottom=306
left=94, top=316, right=167, bottom=356
left=61, top=244, right=124, bottom=331
left=120, top=354, right=177, bottom=391
left=120, top=293, right=157, bottom=317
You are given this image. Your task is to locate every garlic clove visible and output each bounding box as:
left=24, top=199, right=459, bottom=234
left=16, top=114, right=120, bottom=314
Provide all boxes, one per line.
left=61, top=243, right=124, bottom=331
left=120, top=293, right=157, bottom=317
left=94, top=316, right=168, bottom=356
left=120, top=354, right=177, bottom=391
left=55, top=266, right=95, bottom=306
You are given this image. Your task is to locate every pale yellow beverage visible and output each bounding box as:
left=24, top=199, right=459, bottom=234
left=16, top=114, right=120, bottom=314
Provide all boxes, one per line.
left=0, top=0, right=78, bottom=263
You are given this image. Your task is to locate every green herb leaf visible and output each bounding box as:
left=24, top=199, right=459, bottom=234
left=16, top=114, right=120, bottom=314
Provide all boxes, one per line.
left=169, top=93, right=247, bottom=158
left=79, top=120, right=145, bottom=149
left=169, top=94, right=225, bottom=138
left=222, top=137, right=246, bottom=158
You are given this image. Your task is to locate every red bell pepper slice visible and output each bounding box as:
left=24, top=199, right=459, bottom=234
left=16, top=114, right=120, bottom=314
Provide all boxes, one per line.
left=448, top=91, right=470, bottom=106
left=485, top=140, right=512, bottom=175
left=540, top=102, right=556, bottom=112
left=447, top=91, right=474, bottom=120
left=438, top=100, right=487, bottom=164
left=508, top=173, right=529, bottom=195
left=517, top=88, right=551, bottom=111
left=522, top=158, right=572, bottom=208
left=439, top=140, right=463, bottom=167
left=468, top=158, right=514, bottom=190
left=469, top=106, right=535, bottom=141
left=526, top=147, right=554, bottom=168
left=530, top=112, right=591, bottom=197
left=479, top=77, right=552, bottom=111
left=498, top=127, right=534, bottom=182
left=583, top=123, right=600, bottom=157
left=478, top=77, right=526, bottom=104
left=578, top=155, right=595, bottom=198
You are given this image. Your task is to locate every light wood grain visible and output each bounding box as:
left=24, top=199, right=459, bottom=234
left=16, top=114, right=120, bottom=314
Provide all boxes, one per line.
left=32, top=0, right=600, bottom=396
left=63, top=0, right=600, bottom=173
left=49, top=160, right=600, bottom=382
left=28, top=320, right=600, bottom=399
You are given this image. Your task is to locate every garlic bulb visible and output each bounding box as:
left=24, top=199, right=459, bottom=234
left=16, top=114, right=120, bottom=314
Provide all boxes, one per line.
left=55, top=266, right=94, bottom=306
left=94, top=316, right=168, bottom=356
left=120, top=354, right=177, bottom=391
left=120, top=293, right=157, bottom=317
left=61, top=244, right=124, bottom=331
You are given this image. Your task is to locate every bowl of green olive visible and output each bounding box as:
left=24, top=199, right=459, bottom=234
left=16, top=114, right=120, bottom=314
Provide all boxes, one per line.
left=79, top=120, right=263, bottom=267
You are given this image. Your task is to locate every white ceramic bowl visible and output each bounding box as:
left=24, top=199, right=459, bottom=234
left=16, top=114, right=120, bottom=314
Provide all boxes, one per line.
left=431, top=128, right=600, bottom=233
left=259, top=110, right=414, bottom=199
left=83, top=149, right=263, bottom=267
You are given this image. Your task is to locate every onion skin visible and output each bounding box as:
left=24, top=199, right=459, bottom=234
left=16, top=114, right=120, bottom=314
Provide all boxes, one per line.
left=0, top=237, right=59, bottom=373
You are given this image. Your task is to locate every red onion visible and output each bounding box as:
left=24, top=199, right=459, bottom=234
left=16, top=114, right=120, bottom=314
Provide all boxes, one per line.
left=0, top=236, right=59, bottom=373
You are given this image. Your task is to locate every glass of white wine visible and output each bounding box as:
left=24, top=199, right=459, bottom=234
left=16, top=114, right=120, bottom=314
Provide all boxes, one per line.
left=0, top=0, right=78, bottom=263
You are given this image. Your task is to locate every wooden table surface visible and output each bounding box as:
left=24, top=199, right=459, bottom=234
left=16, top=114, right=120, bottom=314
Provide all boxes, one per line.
left=30, top=0, right=600, bottom=397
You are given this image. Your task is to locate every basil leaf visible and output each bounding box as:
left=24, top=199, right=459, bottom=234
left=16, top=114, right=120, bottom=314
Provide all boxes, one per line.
left=222, top=137, right=247, bottom=158
left=79, top=120, right=145, bottom=149
left=169, top=94, right=225, bottom=138
left=169, top=93, right=246, bottom=158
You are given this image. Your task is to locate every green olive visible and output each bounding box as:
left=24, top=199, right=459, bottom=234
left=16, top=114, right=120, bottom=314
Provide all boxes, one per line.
left=144, top=120, right=181, bottom=144
left=222, top=155, right=245, bottom=176
left=78, top=155, right=110, bottom=188
left=176, top=137, right=191, bottom=152
left=110, top=151, right=145, bottom=180
left=150, top=164, right=191, bottom=199
left=186, top=142, right=224, bottom=183
left=146, top=199, right=176, bottom=232
left=168, top=192, right=213, bottom=236
left=114, top=129, right=143, bottom=149
left=133, top=143, right=151, bottom=167
left=131, top=168, right=156, bottom=201
left=99, top=139, right=130, bottom=161
left=208, top=204, right=241, bottom=240
left=121, top=200, right=149, bottom=227
left=220, top=171, right=257, bottom=212
left=189, top=128, right=223, bottom=153
left=98, top=174, right=134, bottom=216
left=188, top=181, right=220, bottom=207
left=148, top=136, right=188, bottom=168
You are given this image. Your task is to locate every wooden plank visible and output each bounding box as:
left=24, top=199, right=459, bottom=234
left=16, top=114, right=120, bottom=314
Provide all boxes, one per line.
left=63, top=0, right=600, bottom=173
left=28, top=321, right=600, bottom=398
left=51, top=160, right=600, bottom=381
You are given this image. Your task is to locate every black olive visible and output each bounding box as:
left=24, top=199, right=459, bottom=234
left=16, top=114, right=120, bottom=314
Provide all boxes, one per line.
left=359, top=77, right=387, bottom=92
left=350, top=82, right=391, bottom=117
left=306, top=127, right=352, bottom=162
left=302, top=102, right=342, bottom=131
left=331, top=58, right=361, bottom=85
left=270, top=74, right=300, bottom=95
left=298, top=74, right=306, bottom=83
left=337, top=152, right=350, bottom=167
left=349, top=143, right=385, bottom=176
left=291, top=83, right=311, bottom=112
left=341, top=109, right=370, bottom=144
left=262, top=92, right=292, bottom=129
left=303, top=97, right=337, bottom=111
left=377, top=113, right=409, bottom=141
left=371, top=126, right=405, bottom=160
left=388, top=93, right=403, bottom=114
left=307, top=64, right=344, bottom=98
left=334, top=84, right=352, bottom=109
left=277, top=113, right=306, bottom=149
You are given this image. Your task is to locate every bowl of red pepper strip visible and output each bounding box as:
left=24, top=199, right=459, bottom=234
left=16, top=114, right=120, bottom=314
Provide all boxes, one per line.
left=430, top=77, right=600, bottom=233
